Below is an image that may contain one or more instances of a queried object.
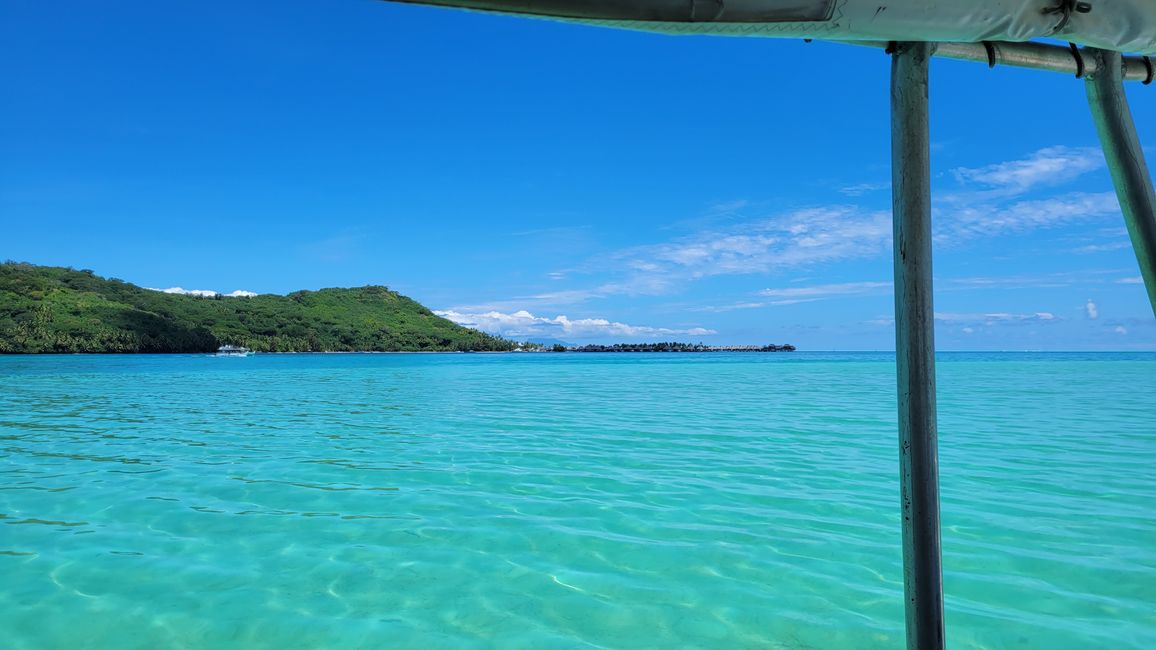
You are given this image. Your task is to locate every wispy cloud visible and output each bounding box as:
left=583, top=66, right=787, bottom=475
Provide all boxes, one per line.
left=1073, top=241, right=1132, bottom=254
left=704, top=199, right=751, bottom=215
left=950, top=146, right=1103, bottom=194
left=935, top=311, right=1058, bottom=324
left=525, top=277, right=676, bottom=305
left=435, top=309, right=716, bottom=339
left=629, top=206, right=892, bottom=278
left=301, top=231, right=364, bottom=263
left=691, top=301, right=778, bottom=313
left=508, top=225, right=591, bottom=238
left=943, top=275, right=1070, bottom=290
left=512, top=146, right=1122, bottom=312
left=942, top=269, right=1129, bottom=291
left=839, top=182, right=889, bottom=197
left=866, top=312, right=1059, bottom=327
left=690, top=281, right=892, bottom=312
left=1117, top=276, right=1143, bottom=285
left=512, top=206, right=891, bottom=310
left=933, top=146, right=1117, bottom=245
left=937, top=192, right=1120, bottom=242
left=759, top=281, right=892, bottom=299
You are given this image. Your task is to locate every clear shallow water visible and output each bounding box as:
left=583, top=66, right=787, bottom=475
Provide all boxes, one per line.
left=1, top=352, right=1153, bottom=649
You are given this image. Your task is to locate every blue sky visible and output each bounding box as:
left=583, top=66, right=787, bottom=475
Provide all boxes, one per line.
left=2, top=0, right=1153, bottom=350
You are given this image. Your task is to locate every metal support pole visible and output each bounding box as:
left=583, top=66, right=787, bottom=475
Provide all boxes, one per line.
left=1085, top=49, right=1156, bottom=317
left=890, top=41, right=945, bottom=650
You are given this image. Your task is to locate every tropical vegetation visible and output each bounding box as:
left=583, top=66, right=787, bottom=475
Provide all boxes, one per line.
left=0, top=262, right=515, bottom=353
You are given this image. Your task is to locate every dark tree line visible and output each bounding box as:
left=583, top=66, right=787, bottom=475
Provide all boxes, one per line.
left=566, top=342, right=795, bottom=353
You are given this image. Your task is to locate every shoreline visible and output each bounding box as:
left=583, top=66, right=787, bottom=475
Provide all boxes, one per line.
left=3, top=350, right=1154, bottom=357
left=0, top=349, right=795, bottom=356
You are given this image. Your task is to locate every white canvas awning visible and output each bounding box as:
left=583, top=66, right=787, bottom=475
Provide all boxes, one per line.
left=383, top=0, right=1156, bottom=55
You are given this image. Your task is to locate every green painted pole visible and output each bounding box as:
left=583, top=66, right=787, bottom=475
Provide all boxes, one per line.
left=1085, top=48, right=1156, bottom=317
left=890, top=40, right=945, bottom=650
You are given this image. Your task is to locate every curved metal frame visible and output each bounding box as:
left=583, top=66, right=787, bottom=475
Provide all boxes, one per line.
left=1086, top=49, right=1156, bottom=316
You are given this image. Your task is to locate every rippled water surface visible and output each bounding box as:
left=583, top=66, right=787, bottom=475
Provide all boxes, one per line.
left=1, top=352, right=1154, bottom=648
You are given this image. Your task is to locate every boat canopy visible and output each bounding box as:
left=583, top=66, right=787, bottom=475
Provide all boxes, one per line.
left=384, top=0, right=1156, bottom=55
left=373, top=3, right=1155, bottom=649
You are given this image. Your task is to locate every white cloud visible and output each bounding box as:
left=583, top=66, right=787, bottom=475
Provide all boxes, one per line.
left=435, top=309, right=716, bottom=340
left=147, top=287, right=257, bottom=298
left=759, top=281, right=891, bottom=299
left=933, top=147, right=1118, bottom=245
left=765, top=298, right=821, bottom=306
left=1073, top=241, right=1131, bottom=254
left=934, top=312, right=1058, bottom=324
left=691, top=301, right=778, bottom=313
left=1085, top=299, right=1099, bottom=320
left=632, top=206, right=893, bottom=279
left=690, top=280, right=892, bottom=312
left=944, top=275, right=1070, bottom=290
left=704, top=199, right=750, bottom=215
left=938, top=192, right=1120, bottom=241
left=148, top=287, right=219, bottom=297
left=1117, top=277, right=1143, bottom=284
left=525, top=278, right=675, bottom=306
left=551, top=151, right=1117, bottom=307
left=951, top=146, right=1103, bottom=194
left=864, top=312, right=1059, bottom=327
left=510, top=206, right=892, bottom=310
left=473, top=146, right=1123, bottom=312
left=839, top=182, right=889, bottom=197
left=942, top=269, right=1131, bottom=291
left=1115, top=326, right=1128, bottom=335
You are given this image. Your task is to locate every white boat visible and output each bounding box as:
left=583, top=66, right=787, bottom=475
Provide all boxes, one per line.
left=215, top=345, right=252, bottom=357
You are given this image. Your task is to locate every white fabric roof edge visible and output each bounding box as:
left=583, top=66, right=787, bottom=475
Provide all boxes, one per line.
left=384, top=1, right=1156, bottom=56
left=584, top=0, right=1156, bottom=56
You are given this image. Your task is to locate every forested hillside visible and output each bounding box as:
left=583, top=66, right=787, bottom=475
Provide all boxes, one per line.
left=0, top=263, right=514, bottom=353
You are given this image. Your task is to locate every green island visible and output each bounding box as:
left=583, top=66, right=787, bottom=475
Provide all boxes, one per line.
left=0, top=263, right=515, bottom=353
left=0, top=263, right=796, bottom=354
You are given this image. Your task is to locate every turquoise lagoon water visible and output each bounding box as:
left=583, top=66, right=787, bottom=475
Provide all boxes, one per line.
left=1, top=352, right=1153, bottom=649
